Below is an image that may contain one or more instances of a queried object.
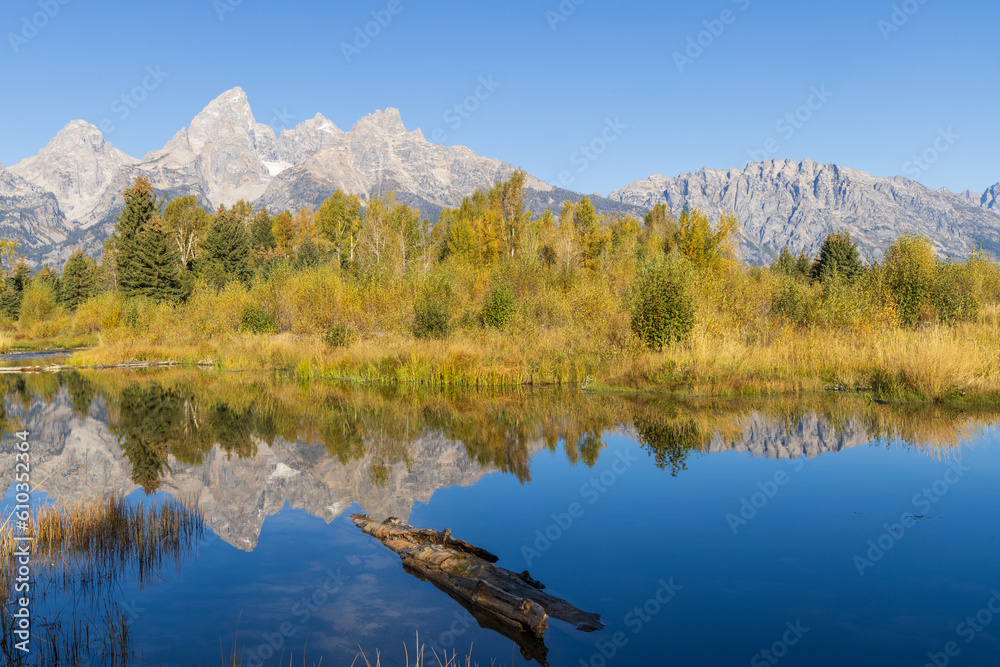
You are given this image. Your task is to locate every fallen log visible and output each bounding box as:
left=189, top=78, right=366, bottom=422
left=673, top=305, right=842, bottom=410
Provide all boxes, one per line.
left=351, top=514, right=603, bottom=663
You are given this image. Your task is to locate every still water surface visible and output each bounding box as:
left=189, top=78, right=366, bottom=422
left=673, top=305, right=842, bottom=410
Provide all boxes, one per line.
left=1, top=370, right=998, bottom=666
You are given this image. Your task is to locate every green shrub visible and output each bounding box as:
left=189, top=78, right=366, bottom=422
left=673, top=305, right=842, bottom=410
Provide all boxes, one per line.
left=123, top=302, right=142, bottom=330
left=630, top=261, right=695, bottom=351
left=17, top=281, right=59, bottom=325
left=481, top=283, right=516, bottom=329
left=771, top=280, right=811, bottom=326
left=239, top=304, right=278, bottom=334
left=883, top=234, right=937, bottom=326
left=935, top=262, right=979, bottom=325
left=322, top=324, right=356, bottom=349
left=412, top=299, right=451, bottom=340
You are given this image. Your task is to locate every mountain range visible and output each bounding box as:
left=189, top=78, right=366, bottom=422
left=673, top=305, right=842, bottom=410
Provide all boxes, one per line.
left=2, top=87, right=997, bottom=267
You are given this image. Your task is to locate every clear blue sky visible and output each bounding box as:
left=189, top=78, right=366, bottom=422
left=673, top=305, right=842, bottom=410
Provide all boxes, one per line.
left=1, top=0, right=997, bottom=194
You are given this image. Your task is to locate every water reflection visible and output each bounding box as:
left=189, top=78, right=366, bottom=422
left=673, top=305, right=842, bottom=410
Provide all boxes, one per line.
left=0, top=371, right=994, bottom=553
left=0, top=370, right=997, bottom=665
left=0, top=494, right=204, bottom=665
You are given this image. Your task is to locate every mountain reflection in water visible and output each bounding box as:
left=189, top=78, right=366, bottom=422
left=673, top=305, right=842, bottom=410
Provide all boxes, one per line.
left=0, top=370, right=996, bottom=666
left=0, top=370, right=988, bottom=552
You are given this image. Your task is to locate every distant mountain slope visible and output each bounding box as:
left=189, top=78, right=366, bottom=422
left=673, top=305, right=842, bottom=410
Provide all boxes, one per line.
left=0, top=160, right=72, bottom=258
left=2, top=89, right=996, bottom=268
left=6, top=87, right=634, bottom=267
left=609, top=159, right=1000, bottom=263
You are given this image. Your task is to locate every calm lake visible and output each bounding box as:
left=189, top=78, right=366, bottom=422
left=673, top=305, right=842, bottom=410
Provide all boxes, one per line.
left=1, top=370, right=998, bottom=666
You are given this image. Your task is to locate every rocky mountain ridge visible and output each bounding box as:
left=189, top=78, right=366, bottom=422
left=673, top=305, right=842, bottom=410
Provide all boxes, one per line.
left=2, top=87, right=997, bottom=267
left=609, top=159, right=1000, bottom=263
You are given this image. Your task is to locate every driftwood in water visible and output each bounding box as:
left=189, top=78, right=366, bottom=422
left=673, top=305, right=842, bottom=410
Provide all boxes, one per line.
left=351, top=514, right=602, bottom=664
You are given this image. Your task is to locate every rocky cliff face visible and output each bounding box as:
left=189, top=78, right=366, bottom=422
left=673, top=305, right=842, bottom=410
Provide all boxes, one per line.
left=257, top=108, right=517, bottom=216
left=963, top=182, right=1000, bottom=214
left=9, top=120, right=137, bottom=228
left=0, top=161, right=73, bottom=258
left=609, top=159, right=1000, bottom=263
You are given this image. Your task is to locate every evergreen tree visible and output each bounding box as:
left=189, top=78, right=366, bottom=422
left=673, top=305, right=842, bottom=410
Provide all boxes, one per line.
left=0, top=259, right=31, bottom=320
left=811, top=231, right=863, bottom=282
left=59, top=250, right=95, bottom=310
left=795, top=251, right=812, bottom=277
left=772, top=247, right=797, bottom=275
left=294, top=238, right=321, bottom=269
left=201, top=207, right=252, bottom=284
left=114, top=177, right=182, bottom=300
left=250, top=210, right=276, bottom=251
left=34, top=264, right=59, bottom=296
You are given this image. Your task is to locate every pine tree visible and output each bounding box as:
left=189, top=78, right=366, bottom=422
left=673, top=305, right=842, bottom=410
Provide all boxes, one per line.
left=201, top=208, right=252, bottom=284
left=250, top=210, right=276, bottom=251
left=114, top=177, right=182, bottom=300
left=811, top=231, right=863, bottom=282
left=0, top=259, right=31, bottom=319
left=772, top=247, right=797, bottom=275
left=35, top=264, right=59, bottom=293
left=136, top=217, right=185, bottom=300
left=796, top=251, right=812, bottom=277
left=59, top=250, right=95, bottom=310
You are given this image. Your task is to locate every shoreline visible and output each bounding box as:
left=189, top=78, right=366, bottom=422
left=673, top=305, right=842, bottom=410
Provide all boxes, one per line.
left=4, top=331, right=997, bottom=408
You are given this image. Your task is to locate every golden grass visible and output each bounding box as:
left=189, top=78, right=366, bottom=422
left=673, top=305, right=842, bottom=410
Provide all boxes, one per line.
left=2, top=253, right=997, bottom=404
left=57, top=314, right=1000, bottom=405
left=0, top=494, right=204, bottom=591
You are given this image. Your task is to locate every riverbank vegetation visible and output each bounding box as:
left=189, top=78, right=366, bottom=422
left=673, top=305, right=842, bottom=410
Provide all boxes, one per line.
left=0, top=173, right=998, bottom=402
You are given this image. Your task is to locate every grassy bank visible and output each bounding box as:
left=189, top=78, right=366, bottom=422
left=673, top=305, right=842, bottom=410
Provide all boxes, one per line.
left=58, top=305, right=1000, bottom=404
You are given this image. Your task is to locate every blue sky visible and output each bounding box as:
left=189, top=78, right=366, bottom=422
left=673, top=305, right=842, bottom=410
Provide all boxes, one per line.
left=1, top=0, right=996, bottom=194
